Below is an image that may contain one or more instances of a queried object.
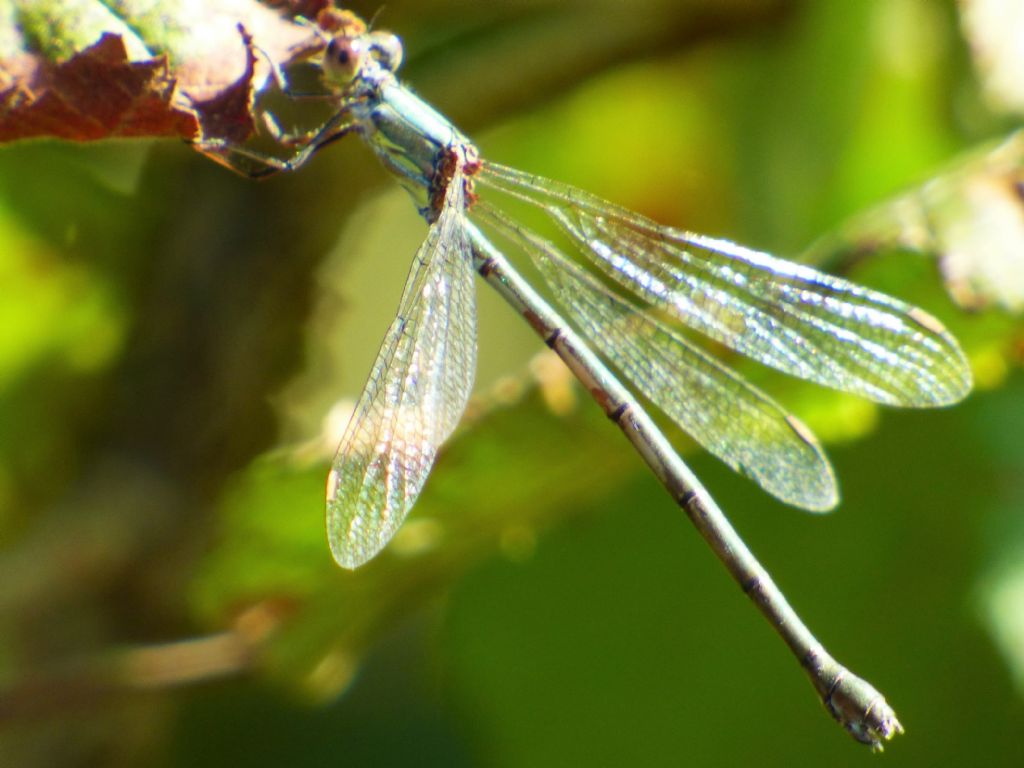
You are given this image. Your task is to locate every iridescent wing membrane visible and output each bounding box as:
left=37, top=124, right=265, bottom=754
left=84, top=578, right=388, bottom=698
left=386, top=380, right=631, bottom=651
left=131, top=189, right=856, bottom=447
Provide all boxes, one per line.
left=475, top=202, right=838, bottom=511
left=330, top=157, right=972, bottom=565
left=473, top=162, right=971, bottom=511
left=327, top=174, right=476, bottom=568
left=479, top=163, right=971, bottom=409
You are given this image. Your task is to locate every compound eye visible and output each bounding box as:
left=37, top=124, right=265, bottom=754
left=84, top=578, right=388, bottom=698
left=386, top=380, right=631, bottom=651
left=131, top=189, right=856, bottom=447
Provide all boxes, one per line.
left=366, top=32, right=403, bottom=73
left=323, top=35, right=363, bottom=83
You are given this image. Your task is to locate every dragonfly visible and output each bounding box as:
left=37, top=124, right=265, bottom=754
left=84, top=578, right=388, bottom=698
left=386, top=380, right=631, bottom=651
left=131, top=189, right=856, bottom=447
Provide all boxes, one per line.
left=199, top=9, right=971, bottom=749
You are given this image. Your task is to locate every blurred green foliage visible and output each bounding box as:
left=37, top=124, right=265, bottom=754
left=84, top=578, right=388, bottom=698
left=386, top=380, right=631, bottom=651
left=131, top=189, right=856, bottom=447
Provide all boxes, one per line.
left=1, top=0, right=1023, bottom=766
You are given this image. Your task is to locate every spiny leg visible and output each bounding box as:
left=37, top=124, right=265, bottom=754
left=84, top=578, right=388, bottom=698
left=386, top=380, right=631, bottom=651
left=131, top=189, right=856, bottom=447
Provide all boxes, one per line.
left=191, top=113, right=359, bottom=179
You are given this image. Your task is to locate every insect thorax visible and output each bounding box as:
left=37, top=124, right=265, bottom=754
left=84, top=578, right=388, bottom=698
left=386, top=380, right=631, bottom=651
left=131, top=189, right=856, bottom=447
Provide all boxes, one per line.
left=356, top=79, right=477, bottom=221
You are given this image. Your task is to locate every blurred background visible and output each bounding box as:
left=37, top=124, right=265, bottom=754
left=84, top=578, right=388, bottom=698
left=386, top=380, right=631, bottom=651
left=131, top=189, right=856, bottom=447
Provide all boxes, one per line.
left=1, top=0, right=1023, bottom=765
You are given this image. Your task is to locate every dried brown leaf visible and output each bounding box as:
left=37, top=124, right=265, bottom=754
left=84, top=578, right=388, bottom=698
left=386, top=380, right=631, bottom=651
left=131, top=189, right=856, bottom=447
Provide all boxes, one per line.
left=0, top=0, right=334, bottom=144
left=0, top=33, right=197, bottom=141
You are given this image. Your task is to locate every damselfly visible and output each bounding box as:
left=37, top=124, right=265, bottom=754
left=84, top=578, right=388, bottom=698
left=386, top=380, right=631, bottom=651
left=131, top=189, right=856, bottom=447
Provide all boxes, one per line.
left=201, top=9, right=972, bottom=748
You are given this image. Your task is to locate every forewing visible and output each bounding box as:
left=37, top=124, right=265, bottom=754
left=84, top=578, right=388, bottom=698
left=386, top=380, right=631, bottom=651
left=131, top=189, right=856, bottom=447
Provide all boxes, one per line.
left=476, top=204, right=837, bottom=511
left=327, top=177, right=476, bottom=568
left=480, top=163, right=972, bottom=408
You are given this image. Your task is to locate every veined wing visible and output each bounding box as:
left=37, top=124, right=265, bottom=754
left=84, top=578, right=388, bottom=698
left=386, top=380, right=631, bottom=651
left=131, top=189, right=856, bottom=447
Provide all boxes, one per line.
left=479, top=163, right=972, bottom=408
left=474, top=203, right=837, bottom=511
left=327, top=174, right=476, bottom=568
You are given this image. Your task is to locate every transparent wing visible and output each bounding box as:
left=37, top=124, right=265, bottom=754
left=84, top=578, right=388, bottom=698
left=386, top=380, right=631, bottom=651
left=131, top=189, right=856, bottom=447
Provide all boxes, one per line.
left=327, top=176, right=476, bottom=568
left=479, top=163, right=972, bottom=408
left=475, top=203, right=837, bottom=511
